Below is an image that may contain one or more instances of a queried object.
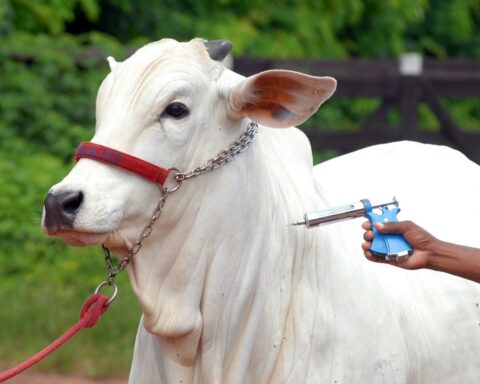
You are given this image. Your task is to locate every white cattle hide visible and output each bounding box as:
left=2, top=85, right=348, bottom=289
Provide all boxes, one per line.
left=42, top=38, right=480, bottom=384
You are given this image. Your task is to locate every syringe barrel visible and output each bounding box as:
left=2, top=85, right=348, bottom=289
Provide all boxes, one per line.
left=303, top=201, right=367, bottom=228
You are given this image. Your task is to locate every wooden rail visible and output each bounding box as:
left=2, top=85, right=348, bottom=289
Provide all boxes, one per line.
left=234, top=56, right=480, bottom=163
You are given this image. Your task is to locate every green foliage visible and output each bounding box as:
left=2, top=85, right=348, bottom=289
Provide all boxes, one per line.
left=0, top=140, right=65, bottom=277
left=72, top=0, right=480, bottom=58
left=0, top=31, right=123, bottom=160
left=4, top=0, right=99, bottom=35
left=412, top=0, right=480, bottom=57
left=0, top=0, right=479, bottom=378
left=2, top=0, right=479, bottom=59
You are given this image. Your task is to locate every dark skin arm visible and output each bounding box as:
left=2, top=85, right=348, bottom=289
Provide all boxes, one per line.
left=362, top=220, right=480, bottom=283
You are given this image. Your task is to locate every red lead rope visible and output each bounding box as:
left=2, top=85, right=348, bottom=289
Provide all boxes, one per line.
left=0, top=294, right=110, bottom=383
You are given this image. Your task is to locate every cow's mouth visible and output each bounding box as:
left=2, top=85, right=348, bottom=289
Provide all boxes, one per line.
left=50, top=230, right=110, bottom=247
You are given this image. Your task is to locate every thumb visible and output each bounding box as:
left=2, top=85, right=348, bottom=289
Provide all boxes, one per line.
left=374, top=221, right=413, bottom=235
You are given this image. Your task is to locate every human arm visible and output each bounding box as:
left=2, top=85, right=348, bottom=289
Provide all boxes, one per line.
left=362, top=220, right=480, bottom=283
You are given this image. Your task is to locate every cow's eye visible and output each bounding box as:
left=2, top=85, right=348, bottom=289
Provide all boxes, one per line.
left=162, top=102, right=189, bottom=119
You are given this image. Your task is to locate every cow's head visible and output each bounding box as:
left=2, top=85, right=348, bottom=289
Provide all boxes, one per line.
left=42, top=38, right=336, bottom=251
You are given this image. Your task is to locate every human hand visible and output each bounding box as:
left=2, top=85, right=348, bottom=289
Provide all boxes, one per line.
left=361, top=220, right=438, bottom=270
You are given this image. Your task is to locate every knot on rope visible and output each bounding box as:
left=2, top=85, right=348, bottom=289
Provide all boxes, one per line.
left=79, top=293, right=110, bottom=328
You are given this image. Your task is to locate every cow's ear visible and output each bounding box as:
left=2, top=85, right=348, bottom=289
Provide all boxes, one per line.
left=230, top=70, right=336, bottom=128
left=107, top=56, right=120, bottom=71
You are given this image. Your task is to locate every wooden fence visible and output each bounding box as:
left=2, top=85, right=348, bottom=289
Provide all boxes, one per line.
left=234, top=56, right=480, bottom=163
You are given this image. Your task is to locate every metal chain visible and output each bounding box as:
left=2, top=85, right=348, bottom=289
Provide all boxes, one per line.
left=103, top=189, right=169, bottom=281
left=100, top=121, right=259, bottom=290
left=175, top=120, right=258, bottom=182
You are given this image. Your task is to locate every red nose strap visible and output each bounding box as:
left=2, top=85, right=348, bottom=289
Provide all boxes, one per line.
left=75, top=142, right=170, bottom=186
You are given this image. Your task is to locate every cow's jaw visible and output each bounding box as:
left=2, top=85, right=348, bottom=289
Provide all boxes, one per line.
left=51, top=230, right=110, bottom=247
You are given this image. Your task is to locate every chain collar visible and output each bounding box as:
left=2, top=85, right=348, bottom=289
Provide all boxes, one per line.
left=175, top=121, right=258, bottom=182
left=98, top=121, right=259, bottom=298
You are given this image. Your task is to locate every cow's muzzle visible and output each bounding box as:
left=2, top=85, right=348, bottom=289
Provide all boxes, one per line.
left=43, top=190, right=84, bottom=233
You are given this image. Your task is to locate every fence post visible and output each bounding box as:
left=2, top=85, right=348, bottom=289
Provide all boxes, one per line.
left=399, top=53, right=423, bottom=140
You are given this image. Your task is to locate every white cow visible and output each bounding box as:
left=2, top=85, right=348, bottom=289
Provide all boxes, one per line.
left=42, top=38, right=480, bottom=383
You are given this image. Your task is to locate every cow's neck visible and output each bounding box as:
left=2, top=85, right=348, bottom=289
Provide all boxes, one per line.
left=125, top=125, right=322, bottom=381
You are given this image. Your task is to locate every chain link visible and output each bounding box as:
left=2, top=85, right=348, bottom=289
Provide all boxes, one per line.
left=103, top=189, right=169, bottom=280
left=175, top=121, right=258, bottom=182
left=101, top=121, right=258, bottom=283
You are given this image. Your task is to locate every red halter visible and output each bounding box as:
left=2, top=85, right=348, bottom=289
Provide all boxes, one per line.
left=75, top=142, right=170, bottom=186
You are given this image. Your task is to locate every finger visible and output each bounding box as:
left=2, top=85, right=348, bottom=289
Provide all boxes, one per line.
left=363, top=250, right=388, bottom=264
left=374, top=221, right=412, bottom=234
left=361, top=241, right=371, bottom=251
left=363, top=230, right=374, bottom=241
left=361, top=221, right=371, bottom=230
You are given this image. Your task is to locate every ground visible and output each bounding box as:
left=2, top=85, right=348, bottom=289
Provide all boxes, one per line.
left=4, top=371, right=127, bottom=384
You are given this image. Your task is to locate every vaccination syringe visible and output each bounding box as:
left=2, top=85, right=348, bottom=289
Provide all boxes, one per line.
left=290, top=197, right=413, bottom=261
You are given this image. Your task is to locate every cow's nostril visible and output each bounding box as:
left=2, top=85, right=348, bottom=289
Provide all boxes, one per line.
left=44, top=190, right=84, bottom=233
left=61, top=191, right=84, bottom=214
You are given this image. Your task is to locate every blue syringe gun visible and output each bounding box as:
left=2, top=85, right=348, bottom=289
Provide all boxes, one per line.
left=291, top=198, right=413, bottom=262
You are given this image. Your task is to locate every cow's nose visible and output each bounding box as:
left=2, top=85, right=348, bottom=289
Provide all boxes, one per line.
left=44, top=190, right=84, bottom=233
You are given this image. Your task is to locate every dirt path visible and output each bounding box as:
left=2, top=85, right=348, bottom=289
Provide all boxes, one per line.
left=4, top=372, right=127, bottom=384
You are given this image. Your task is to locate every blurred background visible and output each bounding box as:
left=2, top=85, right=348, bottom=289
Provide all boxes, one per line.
left=0, top=0, right=479, bottom=382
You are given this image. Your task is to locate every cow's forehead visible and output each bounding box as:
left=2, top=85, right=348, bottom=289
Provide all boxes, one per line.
left=98, top=38, right=222, bottom=106
left=96, top=38, right=223, bottom=121
left=116, top=38, right=215, bottom=80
